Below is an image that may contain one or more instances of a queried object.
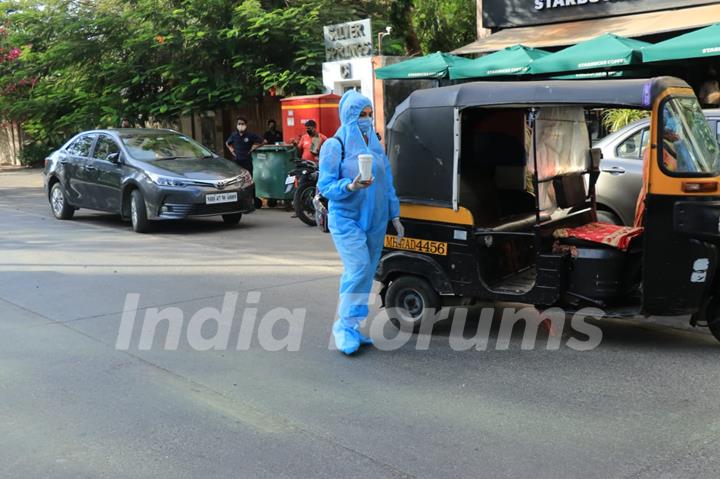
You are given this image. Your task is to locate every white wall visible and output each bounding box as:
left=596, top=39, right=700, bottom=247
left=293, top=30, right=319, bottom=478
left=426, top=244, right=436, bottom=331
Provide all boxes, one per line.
left=322, top=57, right=375, bottom=108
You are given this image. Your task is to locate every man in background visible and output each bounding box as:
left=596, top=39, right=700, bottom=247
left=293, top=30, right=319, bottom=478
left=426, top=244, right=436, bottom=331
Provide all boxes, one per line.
left=294, top=119, right=327, bottom=162
left=225, top=116, right=263, bottom=176
left=263, top=119, right=283, bottom=144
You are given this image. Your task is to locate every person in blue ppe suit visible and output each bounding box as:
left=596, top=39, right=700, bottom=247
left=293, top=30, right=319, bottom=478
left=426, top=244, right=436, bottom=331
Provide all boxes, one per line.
left=663, top=115, right=694, bottom=172
left=318, top=90, right=404, bottom=355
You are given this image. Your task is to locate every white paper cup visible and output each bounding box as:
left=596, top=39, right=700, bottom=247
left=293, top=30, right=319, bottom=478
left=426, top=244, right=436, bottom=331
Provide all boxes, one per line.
left=358, top=154, right=373, bottom=181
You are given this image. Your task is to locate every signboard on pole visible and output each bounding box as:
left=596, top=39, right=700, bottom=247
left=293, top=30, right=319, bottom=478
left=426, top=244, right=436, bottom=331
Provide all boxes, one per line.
left=324, top=19, right=373, bottom=62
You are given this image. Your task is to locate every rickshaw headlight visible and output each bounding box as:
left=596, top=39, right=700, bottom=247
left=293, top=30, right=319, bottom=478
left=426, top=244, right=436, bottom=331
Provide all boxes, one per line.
left=682, top=181, right=718, bottom=193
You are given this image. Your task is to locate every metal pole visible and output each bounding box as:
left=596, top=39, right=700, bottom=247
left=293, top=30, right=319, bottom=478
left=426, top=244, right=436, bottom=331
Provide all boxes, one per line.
left=378, top=32, right=388, bottom=56
left=586, top=111, right=599, bottom=222
left=529, top=108, right=541, bottom=223
left=377, top=31, right=390, bottom=56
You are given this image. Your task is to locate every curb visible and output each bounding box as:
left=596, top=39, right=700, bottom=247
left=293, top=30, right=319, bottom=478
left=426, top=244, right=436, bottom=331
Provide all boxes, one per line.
left=0, top=165, right=39, bottom=172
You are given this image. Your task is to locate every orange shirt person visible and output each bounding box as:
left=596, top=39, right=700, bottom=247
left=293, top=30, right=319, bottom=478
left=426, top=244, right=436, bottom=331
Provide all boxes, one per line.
left=294, top=119, right=327, bottom=162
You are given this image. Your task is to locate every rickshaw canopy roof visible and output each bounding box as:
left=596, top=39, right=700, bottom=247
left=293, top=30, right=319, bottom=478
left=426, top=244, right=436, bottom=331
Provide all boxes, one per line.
left=393, top=76, right=689, bottom=112
left=386, top=77, right=691, bottom=207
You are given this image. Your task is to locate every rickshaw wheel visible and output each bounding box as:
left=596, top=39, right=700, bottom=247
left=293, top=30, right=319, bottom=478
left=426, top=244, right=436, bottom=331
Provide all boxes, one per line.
left=700, top=297, right=720, bottom=343
left=385, top=276, right=440, bottom=333
left=708, top=320, right=720, bottom=343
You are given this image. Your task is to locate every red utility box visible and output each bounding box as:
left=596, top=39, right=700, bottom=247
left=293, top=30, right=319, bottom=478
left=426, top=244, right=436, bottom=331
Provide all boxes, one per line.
left=280, top=93, right=341, bottom=143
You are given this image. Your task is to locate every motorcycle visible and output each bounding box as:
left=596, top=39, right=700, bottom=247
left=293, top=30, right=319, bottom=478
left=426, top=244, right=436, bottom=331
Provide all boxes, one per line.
left=285, top=159, right=319, bottom=226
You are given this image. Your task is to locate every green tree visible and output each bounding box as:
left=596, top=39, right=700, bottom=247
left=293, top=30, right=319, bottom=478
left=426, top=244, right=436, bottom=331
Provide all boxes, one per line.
left=412, top=0, right=476, bottom=54
left=388, top=0, right=475, bottom=55
left=0, top=0, right=477, bottom=150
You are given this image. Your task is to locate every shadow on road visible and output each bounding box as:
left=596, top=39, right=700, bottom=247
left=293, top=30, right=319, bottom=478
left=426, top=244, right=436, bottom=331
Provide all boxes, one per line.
left=393, top=304, right=719, bottom=353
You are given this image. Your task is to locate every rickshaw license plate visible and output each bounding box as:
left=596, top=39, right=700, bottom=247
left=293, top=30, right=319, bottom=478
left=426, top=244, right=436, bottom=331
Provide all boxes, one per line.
left=384, top=235, right=447, bottom=256
left=206, top=192, right=237, bottom=204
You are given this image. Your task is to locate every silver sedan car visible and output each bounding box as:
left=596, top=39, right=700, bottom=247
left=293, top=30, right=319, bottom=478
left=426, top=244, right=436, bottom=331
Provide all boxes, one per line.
left=594, top=109, right=720, bottom=225
left=43, top=129, right=255, bottom=233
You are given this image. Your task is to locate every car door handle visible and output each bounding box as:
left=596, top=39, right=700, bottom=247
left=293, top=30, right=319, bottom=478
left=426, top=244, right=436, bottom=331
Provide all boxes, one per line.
left=84, top=165, right=97, bottom=171
left=601, top=166, right=626, bottom=175
left=59, top=159, right=69, bottom=164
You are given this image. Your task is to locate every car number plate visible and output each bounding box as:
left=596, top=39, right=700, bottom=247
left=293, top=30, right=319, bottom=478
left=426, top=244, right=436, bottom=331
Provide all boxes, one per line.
left=384, top=235, right=447, bottom=256
left=285, top=175, right=296, bottom=185
left=206, top=192, right=238, bottom=205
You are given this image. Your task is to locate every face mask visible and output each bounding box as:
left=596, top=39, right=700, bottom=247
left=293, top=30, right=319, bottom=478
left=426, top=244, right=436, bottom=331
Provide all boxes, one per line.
left=358, top=118, right=372, bottom=135
left=306, top=129, right=314, bottom=135
left=237, top=125, right=247, bottom=133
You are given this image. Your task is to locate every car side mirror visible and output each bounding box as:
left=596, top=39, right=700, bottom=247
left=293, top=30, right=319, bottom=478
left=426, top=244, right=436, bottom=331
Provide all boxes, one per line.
left=107, top=152, right=121, bottom=164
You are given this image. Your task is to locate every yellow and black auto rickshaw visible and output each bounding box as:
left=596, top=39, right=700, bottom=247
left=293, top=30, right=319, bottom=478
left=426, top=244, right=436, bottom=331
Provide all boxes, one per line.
left=377, top=77, right=720, bottom=341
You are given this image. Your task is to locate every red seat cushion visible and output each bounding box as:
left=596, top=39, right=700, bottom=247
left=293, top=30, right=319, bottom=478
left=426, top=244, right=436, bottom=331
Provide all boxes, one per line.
left=553, top=222, right=643, bottom=252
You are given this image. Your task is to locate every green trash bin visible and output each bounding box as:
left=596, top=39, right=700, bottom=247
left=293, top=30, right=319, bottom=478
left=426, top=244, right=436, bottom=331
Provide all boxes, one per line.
left=251, top=145, right=298, bottom=201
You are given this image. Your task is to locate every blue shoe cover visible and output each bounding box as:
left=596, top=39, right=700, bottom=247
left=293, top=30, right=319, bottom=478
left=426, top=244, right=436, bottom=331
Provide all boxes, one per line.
left=357, top=332, right=373, bottom=346
left=333, top=323, right=360, bottom=355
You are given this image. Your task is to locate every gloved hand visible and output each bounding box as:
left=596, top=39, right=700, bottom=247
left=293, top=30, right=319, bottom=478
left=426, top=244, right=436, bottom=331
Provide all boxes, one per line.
left=347, top=174, right=373, bottom=192
left=392, top=217, right=404, bottom=242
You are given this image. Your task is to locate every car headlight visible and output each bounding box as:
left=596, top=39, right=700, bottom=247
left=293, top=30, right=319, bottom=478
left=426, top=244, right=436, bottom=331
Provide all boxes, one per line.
left=147, top=172, right=188, bottom=187
left=238, top=169, right=253, bottom=186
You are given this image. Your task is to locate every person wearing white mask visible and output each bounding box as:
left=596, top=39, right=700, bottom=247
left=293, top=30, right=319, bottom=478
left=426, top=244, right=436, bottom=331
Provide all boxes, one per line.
left=318, top=90, right=404, bottom=356
left=225, top=116, right=263, bottom=176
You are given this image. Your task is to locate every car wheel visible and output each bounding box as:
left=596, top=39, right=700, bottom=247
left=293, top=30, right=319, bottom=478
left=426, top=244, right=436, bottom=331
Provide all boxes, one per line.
left=130, top=189, right=151, bottom=233
left=50, top=183, right=75, bottom=220
left=385, top=276, right=441, bottom=333
left=222, top=213, right=243, bottom=225
left=596, top=209, right=623, bottom=225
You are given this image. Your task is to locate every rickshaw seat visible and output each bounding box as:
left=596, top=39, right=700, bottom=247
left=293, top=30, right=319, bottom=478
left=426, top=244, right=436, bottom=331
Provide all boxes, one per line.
left=556, top=236, right=615, bottom=249
left=554, top=222, right=643, bottom=252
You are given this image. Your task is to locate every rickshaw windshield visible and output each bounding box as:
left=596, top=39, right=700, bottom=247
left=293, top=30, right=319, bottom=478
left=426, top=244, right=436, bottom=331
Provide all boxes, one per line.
left=659, top=97, right=720, bottom=176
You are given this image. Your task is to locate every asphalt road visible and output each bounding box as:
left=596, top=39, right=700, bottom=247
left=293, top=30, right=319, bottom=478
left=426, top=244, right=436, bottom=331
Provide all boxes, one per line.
left=1, top=169, right=720, bottom=478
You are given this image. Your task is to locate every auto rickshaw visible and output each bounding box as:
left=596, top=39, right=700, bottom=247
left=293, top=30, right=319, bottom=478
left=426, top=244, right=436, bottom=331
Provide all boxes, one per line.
left=376, top=77, right=720, bottom=342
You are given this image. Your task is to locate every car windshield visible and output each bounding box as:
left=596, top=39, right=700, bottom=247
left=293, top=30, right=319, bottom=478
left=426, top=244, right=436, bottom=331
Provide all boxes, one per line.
left=660, top=97, right=720, bottom=175
left=120, top=132, right=213, bottom=161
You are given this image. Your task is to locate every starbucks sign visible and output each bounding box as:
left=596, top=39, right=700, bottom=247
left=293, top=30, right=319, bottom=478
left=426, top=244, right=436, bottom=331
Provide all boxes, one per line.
left=483, top=0, right=719, bottom=28
left=535, top=0, right=614, bottom=11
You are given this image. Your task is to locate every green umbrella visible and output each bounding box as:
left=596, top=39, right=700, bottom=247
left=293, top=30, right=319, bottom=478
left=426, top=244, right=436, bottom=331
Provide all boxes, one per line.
left=449, top=45, right=550, bottom=80
left=643, top=23, right=720, bottom=62
left=529, top=33, right=651, bottom=76
left=551, top=70, right=640, bottom=80
left=375, top=52, right=473, bottom=80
